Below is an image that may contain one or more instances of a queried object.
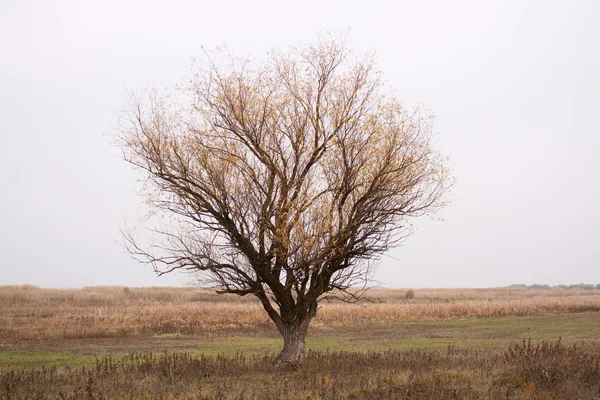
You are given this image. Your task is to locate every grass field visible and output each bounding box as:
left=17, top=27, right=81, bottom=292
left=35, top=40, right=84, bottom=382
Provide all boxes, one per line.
left=1, top=285, right=600, bottom=399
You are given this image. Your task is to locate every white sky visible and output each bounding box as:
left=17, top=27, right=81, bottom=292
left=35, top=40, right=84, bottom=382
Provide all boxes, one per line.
left=1, top=0, right=598, bottom=288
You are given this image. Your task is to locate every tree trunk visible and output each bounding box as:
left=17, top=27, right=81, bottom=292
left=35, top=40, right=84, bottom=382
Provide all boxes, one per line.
left=272, top=321, right=310, bottom=370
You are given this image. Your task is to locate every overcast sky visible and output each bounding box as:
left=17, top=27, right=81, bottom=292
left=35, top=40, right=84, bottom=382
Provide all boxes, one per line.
left=1, top=0, right=598, bottom=288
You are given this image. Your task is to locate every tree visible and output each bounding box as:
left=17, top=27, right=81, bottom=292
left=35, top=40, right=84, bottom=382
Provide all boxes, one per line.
left=117, top=37, right=451, bottom=369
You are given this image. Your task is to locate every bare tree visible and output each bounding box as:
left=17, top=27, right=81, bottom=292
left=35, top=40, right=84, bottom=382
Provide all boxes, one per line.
left=117, top=37, right=451, bottom=369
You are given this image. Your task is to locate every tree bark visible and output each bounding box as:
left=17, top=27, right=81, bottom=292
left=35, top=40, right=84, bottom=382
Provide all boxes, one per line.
left=272, top=319, right=311, bottom=370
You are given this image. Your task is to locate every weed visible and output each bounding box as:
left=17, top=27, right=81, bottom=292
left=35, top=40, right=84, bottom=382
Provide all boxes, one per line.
left=1, top=340, right=599, bottom=399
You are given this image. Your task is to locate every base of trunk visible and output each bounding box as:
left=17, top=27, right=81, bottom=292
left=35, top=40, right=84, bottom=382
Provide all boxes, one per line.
left=272, top=330, right=306, bottom=370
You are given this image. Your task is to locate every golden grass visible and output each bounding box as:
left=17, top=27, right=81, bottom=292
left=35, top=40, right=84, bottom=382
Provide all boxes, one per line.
left=1, top=285, right=599, bottom=340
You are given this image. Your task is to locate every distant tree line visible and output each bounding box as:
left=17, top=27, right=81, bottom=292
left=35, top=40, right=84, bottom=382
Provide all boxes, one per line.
left=508, top=284, right=600, bottom=291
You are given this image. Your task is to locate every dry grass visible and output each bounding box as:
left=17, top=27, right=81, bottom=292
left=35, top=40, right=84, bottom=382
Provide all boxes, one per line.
left=0, top=286, right=267, bottom=340
left=2, top=286, right=600, bottom=398
left=2, top=339, right=600, bottom=399
left=1, top=285, right=600, bottom=340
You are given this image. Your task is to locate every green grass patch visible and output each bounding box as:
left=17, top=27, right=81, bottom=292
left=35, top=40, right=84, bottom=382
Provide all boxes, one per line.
left=2, top=312, right=599, bottom=370
left=0, top=351, right=94, bottom=370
